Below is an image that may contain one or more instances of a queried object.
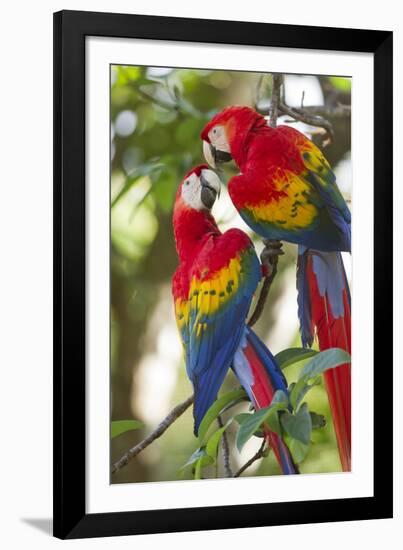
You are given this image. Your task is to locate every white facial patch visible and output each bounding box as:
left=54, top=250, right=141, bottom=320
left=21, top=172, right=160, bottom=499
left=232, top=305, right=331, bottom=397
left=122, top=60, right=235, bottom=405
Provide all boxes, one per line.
left=181, top=169, right=221, bottom=211
left=181, top=172, right=204, bottom=210
left=209, top=124, right=231, bottom=153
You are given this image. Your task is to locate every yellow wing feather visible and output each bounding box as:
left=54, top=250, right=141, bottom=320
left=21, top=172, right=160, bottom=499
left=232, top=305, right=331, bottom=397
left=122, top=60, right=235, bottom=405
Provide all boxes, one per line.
left=247, top=172, right=318, bottom=230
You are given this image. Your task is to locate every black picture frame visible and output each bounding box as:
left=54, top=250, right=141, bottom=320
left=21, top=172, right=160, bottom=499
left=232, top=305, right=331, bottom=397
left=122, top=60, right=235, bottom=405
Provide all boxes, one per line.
left=53, top=9, right=393, bottom=540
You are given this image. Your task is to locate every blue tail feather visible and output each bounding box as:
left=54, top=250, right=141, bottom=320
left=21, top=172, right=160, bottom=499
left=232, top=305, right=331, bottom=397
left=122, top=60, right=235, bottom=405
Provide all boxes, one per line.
left=297, top=246, right=350, bottom=348
left=297, top=247, right=314, bottom=347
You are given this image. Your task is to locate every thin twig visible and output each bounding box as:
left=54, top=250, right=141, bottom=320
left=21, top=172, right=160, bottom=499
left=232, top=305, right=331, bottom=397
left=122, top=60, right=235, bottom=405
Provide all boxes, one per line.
left=269, top=74, right=283, bottom=128
left=248, top=256, right=279, bottom=328
left=258, top=103, right=350, bottom=119
left=294, top=104, right=351, bottom=118
left=278, top=102, right=334, bottom=141
left=217, top=415, right=233, bottom=477
left=136, top=87, right=179, bottom=112
left=112, top=394, right=194, bottom=474
left=234, top=440, right=267, bottom=478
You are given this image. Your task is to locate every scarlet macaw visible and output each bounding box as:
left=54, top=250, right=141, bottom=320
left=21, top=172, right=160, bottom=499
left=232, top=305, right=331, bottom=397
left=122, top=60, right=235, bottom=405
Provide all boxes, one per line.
left=201, top=106, right=351, bottom=472
left=172, top=164, right=298, bottom=475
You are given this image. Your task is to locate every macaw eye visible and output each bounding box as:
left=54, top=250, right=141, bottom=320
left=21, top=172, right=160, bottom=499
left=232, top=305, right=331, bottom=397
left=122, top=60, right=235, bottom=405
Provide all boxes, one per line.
left=213, top=128, right=217, bottom=134
left=185, top=180, right=190, bottom=186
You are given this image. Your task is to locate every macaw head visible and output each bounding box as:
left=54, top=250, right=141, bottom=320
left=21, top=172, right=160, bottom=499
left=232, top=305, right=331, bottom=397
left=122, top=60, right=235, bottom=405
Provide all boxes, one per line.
left=201, top=105, right=265, bottom=168
left=173, top=165, right=222, bottom=260
left=175, top=164, right=221, bottom=212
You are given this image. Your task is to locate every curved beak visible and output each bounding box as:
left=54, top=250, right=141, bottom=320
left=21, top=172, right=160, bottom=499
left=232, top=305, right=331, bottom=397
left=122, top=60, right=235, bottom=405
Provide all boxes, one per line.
left=203, top=140, right=232, bottom=169
left=200, top=169, right=221, bottom=210
left=203, top=140, right=216, bottom=168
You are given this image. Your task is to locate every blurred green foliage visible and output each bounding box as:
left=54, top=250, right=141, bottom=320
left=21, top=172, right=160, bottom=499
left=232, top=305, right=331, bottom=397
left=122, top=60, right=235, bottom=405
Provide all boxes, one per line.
left=110, top=65, right=351, bottom=483
left=111, top=420, right=144, bottom=439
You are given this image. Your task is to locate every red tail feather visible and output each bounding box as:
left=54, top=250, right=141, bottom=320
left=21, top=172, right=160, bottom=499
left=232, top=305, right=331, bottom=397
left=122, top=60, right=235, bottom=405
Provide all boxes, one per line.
left=306, top=256, right=351, bottom=471
left=243, top=343, right=298, bottom=475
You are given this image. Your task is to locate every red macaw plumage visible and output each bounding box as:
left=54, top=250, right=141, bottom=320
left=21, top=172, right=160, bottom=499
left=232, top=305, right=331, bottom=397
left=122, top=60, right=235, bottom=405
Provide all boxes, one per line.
left=201, top=106, right=351, bottom=472
left=172, top=164, right=298, bottom=475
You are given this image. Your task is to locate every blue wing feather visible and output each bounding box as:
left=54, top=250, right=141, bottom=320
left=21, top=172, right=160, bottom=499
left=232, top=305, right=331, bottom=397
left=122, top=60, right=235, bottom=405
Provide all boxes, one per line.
left=184, top=235, right=261, bottom=434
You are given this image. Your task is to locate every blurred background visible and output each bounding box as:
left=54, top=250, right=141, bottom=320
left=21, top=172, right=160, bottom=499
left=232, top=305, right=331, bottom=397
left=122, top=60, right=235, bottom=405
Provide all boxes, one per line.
left=110, top=65, right=351, bottom=483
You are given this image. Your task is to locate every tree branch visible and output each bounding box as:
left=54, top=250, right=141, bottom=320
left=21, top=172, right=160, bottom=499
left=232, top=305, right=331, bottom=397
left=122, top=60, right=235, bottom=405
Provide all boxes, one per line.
left=292, top=104, right=350, bottom=118
left=259, top=103, right=350, bottom=119
left=135, top=87, right=179, bottom=112
left=112, top=394, right=194, bottom=474
left=269, top=74, right=283, bottom=128
left=278, top=102, right=334, bottom=141
left=256, top=73, right=351, bottom=144
left=253, top=74, right=265, bottom=110
left=234, top=440, right=267, bottom=477
left=217, top=415, right=233, bottom=477
left=248, top=257, right=279, bottom=328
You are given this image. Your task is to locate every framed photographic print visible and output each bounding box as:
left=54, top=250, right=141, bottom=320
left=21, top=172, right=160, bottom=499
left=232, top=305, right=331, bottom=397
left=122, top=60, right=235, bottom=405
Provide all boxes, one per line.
left=53, top=10, right=393, bottom=539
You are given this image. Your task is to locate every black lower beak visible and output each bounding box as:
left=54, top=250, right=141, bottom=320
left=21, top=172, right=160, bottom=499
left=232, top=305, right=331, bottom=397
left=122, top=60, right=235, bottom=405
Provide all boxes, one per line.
left=200, top=175, right=217, bottom=209
left=211, top=144, right=232, bottom=165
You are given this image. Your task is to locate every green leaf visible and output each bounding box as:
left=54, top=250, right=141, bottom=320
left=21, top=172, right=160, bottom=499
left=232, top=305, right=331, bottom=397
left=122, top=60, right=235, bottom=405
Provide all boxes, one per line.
left=192, top=447, right=215, bottom=479
left=266, top=409, right=282, bottom=435
left=181, top=447, right=213, bottom=478
left=111, top=420, right=144, bottom=439
left=298, top=348, right=351, bottom=382
left=181, top=447, right=205, bottom=470
left=289, top=438, right=310, bottom=463
left=115, top=66, right=143, bottom=85
left=235, top=413, right=252, bottom=425
left=280, top=403, right=312, bottom=445
left=265, top=390, right=289, bottom=435
left=152, top=171, right=177, bottom=213
left=274, top=348, right=318, bottom=370
left=206, top=421, right=231, bottom=458
left=194, top=453, right=214, bottom=480
left=266, top=390, right=290, bottom=434
left=289, top=378, right=308, bottom=411
left=236, top=391, right=289, bottom=452
left=310, top=412, right=326, bottom=429
left=176, top=96, right=203, bottom=117
left=175, top=118, right=202, bottom=147
left=111, top=163, right=164, bottom=207
left=172, top=84, right=182, bottom=100
left=236, top=409, right=270, bottom=452
left=271, top=389, right=289, bottom=405
left=198, top=388, right=246, bottom=443
left=328, top=76, right=352, bottom=92
left=291, top=376, right=322, bottom=411
left=194, top=458, right=202, bottom=480
left=136, top=77, right=163, bottom=87
left=235, top=413, right=264, bottom=437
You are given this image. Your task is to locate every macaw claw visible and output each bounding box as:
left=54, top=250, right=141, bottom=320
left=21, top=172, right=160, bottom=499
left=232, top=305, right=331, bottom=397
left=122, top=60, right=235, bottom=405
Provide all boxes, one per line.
left=260, top=239, right=284, bottom=277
